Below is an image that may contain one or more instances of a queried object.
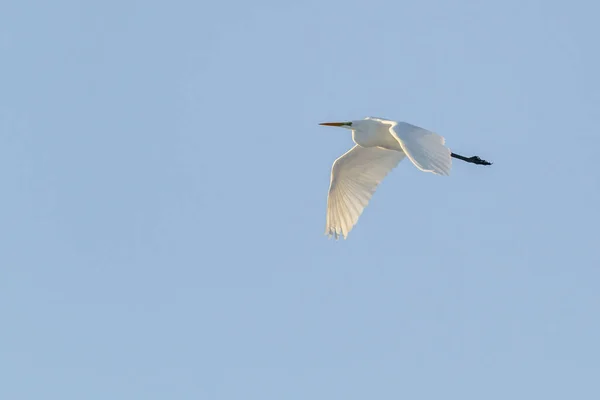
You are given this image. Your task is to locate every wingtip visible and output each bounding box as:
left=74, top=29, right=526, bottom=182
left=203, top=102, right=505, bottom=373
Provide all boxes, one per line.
left=325, top=229, right=347, bottom=240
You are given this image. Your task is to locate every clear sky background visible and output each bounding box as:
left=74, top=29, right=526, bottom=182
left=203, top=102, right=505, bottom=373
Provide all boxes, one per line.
left=1, top=0, right=599, bottom=399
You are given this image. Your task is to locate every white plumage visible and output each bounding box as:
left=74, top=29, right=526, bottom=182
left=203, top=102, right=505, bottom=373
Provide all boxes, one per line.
left=320, top=117, right=452, bottom=239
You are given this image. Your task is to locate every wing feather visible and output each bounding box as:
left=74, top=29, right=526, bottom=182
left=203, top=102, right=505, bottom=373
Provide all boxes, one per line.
left=326, top=145, right=405, bottom=239
left=388, top=121, right=452, bottom=176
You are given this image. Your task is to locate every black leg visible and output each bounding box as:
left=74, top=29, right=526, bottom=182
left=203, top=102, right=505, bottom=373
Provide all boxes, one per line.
left=451, top=152, right=492, bottom=166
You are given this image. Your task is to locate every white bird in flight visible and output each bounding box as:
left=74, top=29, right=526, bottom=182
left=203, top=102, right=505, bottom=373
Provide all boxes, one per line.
left=320, top=117, right=491, bottom=239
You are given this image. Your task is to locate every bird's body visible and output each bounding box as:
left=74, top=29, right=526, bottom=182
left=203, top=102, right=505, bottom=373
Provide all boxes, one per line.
left=320, top=117, right=491, bottom=239
left=351, top=118, right=403, bottom=150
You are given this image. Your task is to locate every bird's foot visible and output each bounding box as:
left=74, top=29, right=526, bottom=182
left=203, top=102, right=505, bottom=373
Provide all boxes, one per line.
left=467, top=156, right=492, bottom=166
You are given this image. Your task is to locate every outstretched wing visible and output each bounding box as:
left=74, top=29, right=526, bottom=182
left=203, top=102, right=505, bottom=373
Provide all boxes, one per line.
left=326, top=145, right=405, bottom=239
left=388, top=121, right=452, bottom=176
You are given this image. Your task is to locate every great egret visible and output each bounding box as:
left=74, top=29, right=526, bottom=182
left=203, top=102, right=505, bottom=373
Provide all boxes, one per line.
left=320, top=117, right=491, bottom=239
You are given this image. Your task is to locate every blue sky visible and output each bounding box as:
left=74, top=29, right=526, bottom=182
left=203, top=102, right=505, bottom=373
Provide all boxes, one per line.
left=1, top=0, right=599, bottom=399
